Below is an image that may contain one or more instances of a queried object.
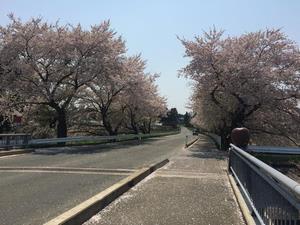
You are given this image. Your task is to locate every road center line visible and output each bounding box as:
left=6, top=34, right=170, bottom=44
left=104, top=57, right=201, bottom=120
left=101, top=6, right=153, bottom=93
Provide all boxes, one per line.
left=0, top=166, right=136, bottom=173
left=0, top=154, right=27, bottom=159
left=0, top=166, right=137, bottom=176
left=0, top=169, right=131, bottom=176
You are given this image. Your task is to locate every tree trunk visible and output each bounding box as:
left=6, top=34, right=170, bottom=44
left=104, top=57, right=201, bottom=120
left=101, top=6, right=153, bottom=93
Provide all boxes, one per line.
left=102, top=113, right=116, bottom=135
left=140, top=124, right=146, bottom=134
left=220, top=131, right=230, bottom=151
left=147, top=119, right=152, bottom=134
left=113, top=120, right=123, bottom=136
left=129, top=111, right=138, bottom=134
left=56, top=109, right=67, bottom=138
left=131, top=124, right=139, bottom=134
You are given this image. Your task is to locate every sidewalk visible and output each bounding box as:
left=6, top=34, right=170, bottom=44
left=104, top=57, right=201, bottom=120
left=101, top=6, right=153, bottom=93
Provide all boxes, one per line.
left=84, top=135, right=245, bottom=225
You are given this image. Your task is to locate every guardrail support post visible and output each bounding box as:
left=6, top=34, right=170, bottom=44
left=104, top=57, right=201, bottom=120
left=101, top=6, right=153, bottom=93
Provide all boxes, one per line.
left=185, top=135, right=188, bottom=147
left=228, top=147, right=232, bottom=172
left=231, top=127, right=250, bottom=150
left=6, top=136, right=10, bottom=146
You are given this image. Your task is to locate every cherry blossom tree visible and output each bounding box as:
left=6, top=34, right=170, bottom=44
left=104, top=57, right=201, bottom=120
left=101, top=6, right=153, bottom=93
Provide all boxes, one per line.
left=123, top=71, right=167, bottom=134
left=0, top=15, right=124, bottom=137
left=79, top=55, right=166, bottom=135
left=78, top=55, right=138, bottom=135
left=180, top=28, right=300, bottom=149
left=1, top=15, right=166, bottom=137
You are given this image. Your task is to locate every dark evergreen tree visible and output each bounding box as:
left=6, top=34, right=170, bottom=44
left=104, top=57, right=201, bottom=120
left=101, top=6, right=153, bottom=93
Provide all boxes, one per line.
left=183, top=112, right=192, bottom=127
left=161, top=108, right=179, bottom=128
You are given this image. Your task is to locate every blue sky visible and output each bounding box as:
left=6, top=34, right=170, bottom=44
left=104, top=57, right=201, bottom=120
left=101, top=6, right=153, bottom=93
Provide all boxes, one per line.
left=1, top=0, right=300, bottom=113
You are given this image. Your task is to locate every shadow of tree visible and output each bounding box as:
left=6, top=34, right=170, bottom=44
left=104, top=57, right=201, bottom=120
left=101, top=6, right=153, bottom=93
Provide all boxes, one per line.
left=186, top=152, right=227, bottom=160
left=186, top=139, right=228, bottom=160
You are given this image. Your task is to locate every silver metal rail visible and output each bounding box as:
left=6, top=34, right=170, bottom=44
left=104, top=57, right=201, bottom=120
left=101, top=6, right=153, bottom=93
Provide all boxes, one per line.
left=29, top=131, right=178, bottom=145
left=0, top=134, right=31, bottom=147
left=0, top=130, right=180, bottom=148
left=248, top=145, right=300, bottom=155
left=30, top=135, right=118, bottom=145
left=229, top=144, right=300, bottom=225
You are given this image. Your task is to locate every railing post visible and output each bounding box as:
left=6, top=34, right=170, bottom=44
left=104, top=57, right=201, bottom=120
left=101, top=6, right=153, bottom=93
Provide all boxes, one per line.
left=24, top=135, right=29, bottom=145
left=231, top=127, right=250, bottom=150
left=229, top=127, right=250, bottom=175
left=6, top=136, right=10, bottom=146
left=228, top=147, right=232, bottom=172
left=185, top=135, right=188, bottom=147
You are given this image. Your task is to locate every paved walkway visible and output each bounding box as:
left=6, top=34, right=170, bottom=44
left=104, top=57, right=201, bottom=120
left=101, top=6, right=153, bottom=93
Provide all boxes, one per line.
left=84, top=135, right=245, bottom=225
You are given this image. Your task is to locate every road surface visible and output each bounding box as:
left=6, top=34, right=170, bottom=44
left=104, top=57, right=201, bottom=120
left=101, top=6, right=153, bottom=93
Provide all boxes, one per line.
left=0, top=128, right=191, bottom=225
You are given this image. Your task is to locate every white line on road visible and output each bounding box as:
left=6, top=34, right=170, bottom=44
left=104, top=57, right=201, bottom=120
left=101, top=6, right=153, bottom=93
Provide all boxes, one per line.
left=0, top=153, right=27, bottom=159
left=0, top=169, right=131, bottom=176
left=0, top=166, right=136, bottom=172
left=0, top=166, right=137, bottom=176
left=155, top=170, right=227, bottom=179
left=155, top=173, right=226, bottom=179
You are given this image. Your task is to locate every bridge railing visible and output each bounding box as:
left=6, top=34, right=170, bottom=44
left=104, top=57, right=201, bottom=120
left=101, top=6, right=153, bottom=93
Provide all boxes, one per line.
left=248, top=145, right=300, bottom=155
left=29, top=131, right=180, bottom=145
left=0, top=130, right=180, bottom=148
left=30, top=135, right=118, bottom=145
left=229, top=144, right=300, bottom=225
left=0, top=134, right=31, bottom=148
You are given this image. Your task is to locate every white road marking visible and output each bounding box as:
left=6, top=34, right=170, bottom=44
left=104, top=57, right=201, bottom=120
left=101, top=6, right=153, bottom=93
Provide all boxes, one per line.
left=0, top=166, right=137, bottom=175
left=155, top=173, right=226, bottom=179
left=0, top=153, right=27, bottom=159
left=0, top=169, right=131, bottom=176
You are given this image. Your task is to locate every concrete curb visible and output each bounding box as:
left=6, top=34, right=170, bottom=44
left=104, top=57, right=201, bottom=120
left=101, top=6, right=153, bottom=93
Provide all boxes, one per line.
left=228, top=174, right=256, bottom=225
left=0, top=149, right=34, bottom=157
left=185, top=137, right=199, bottom=149
left=149, top=159, right=169, bottom=172
left=44, top=159, right=169, bottom=225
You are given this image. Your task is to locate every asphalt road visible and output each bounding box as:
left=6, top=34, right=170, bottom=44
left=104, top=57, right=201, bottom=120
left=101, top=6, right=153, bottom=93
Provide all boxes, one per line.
left=0, top=128, right=191, bottom=225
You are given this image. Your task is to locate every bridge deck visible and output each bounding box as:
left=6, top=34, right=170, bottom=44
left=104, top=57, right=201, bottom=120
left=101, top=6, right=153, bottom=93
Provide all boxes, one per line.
left=84, top=135, right=245, bottom=225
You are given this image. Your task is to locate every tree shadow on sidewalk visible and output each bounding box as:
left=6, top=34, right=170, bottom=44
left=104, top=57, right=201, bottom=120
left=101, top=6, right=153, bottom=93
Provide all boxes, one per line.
left=186, top=141, right=228, bottom=160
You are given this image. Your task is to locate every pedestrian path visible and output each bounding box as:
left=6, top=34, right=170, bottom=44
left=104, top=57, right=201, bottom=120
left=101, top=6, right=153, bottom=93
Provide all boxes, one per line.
left=84, top=135, right=245, bottom=225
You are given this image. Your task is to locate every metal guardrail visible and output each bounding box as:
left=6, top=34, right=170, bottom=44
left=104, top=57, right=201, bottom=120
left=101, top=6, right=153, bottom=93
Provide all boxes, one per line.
left=0, top=134, right=31, bottom=147
left=0, top=130, right=180, bottom=148
left=229, top=144, right=300, bottom=225
left=30, top=135, right=118, bottom=145
left=248, top=145, right=300, bottom=155
left=30, top=131, right=180, bottom=145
